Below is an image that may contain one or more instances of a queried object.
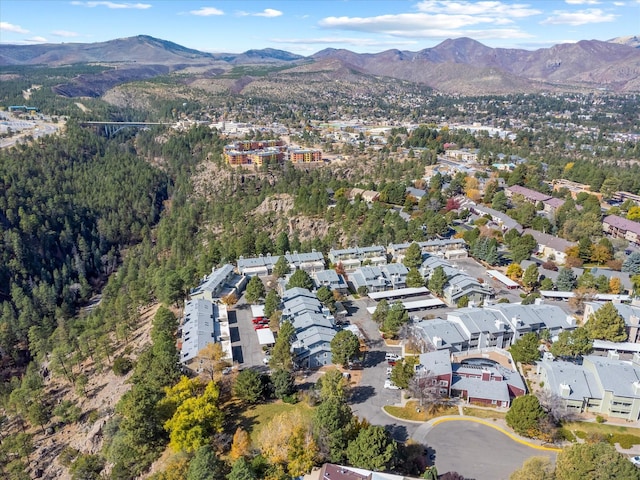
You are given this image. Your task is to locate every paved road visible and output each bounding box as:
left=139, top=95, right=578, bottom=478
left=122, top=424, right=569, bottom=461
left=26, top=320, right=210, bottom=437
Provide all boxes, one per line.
left=413, top=419, right=557, bottom=480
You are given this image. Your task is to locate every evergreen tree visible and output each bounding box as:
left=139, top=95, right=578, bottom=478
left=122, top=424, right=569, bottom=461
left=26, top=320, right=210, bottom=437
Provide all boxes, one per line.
left=550, top=328, right=592, bottom=358
left=244, top=276, right=266, bottom=304
left=330, top=330, right=360, bottom=367
left=273, top=256, right=290, bottom=278
left=586, top=302, right=627, bottom=342
left=227, top=458, right=257, bottom=480
left=522, top=264, right=539, bottom=290
left=556, top=267, right=577, bottom=291
left=622, top=252, right=640, bottom=274
left=403, top=243, right=423, bottom=269
left=506, top=395, right=546, bottom=438
left=286, top=269, right=314, bottom=290
left=509, top=332, right=540, bottom=364
left=186, top=446, right=226, bottom=480
left=233, top=369, right=265, bottom=404
left=406, top=268, right=425, bottom=288
left=555, top=442, right=640, bottom=480
left=428, top=266, right=448, bottom=296
left=263, top=289, right=281, bottom=319
left=346, top=425, right=397, bottom=471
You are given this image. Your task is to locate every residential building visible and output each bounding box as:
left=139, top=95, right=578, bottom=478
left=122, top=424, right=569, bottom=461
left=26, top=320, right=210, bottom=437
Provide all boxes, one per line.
left=236, top=251, right=325, bottom=276
left=522, top=229, right=576, bottom=265
left=552, top=179, right=600, bottom=200
left=328, top=245, right=387, bottom=272
left=386, top=239, right=467, bottom=263
left=537, top=353, right=640, bottom=421
left=313, top=463, right=424, bottom=480
left=541, top=197, right=566, bottom=217
left=420, top=256, right=492, bottom=306
left=505, top=185, right=551, bottom=204
left=180, top=299, right=231, bottom=367
left=413, top=303, right=575, bottom=353
left=289, top=148, right=322, bottom=163
left=603, top=215, right=640, bottom=247
left=589, top=268, right=633, bottom=294
left=313, top=269, right=348, bottom=293
left=612, top=191, right=640, bottom=206
left=348, top=188, right=380, bottom=203
left=190, top=264, right=246, bottom=302
left=224, top=139, right=286, bottom=167
left=415, top=350, right=525, bottom=407
left=469, top=204, right=523, bottom=232
left=281, top=288, right=338, bottom=369
left=349, top=264, right=409, bottom=293
left=584, top=302, right=640, bottom=343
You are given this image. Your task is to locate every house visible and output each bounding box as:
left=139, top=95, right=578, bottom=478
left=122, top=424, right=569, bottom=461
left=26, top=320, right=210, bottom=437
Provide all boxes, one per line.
left=349, top=264, right=408, bottom=293
left=413, top=303, right=575, bottom=353
left=541, top=197, right=566, bottom=217
left=552, top=179, right=599, bottom=200
left=313, top=269, right=348, bottom=293
left=589, top=268, right=633, bottom=294
left=386, top=239, right=467, bottom=263
left=190, top=264, right=246, bottom=302
left=537, top=352, right=640, bottom=421
left=505, top=185, right=551, bottom=204
left=420, top=256, right=492, bottom=306
left=348, top=188, right=380, bottom=203
left=328, top=245, right=387, bottom=272
left=584, top=302, right=640, bottom=343
left=236, top=251, right=325, bottom=276
left=180, top=299, right=231, bottom=367
left=469, top=204, right=523, bottom=233
left=603, top=215, right=640, bottom=247
left=522, top=229, right=576, bottom=265
left=415, top=350, right=525, bottom=407
left=281, top=288, right=338, bottom=369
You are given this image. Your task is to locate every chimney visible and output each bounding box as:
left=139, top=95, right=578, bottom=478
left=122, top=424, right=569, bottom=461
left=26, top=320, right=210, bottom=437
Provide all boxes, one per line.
left=634, top=381, right=640, bottom=396
left=433, top=336, right=443, bottom=348
left=481, top=369, right=491, bottom=381
left=608, top=350, right=620, bottom=361
left=559, top=382, right=571, bottom=398
left=633, top=352, right=640, bottom=366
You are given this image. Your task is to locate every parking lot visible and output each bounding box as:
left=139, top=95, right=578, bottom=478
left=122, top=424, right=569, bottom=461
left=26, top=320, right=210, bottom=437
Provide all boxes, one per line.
left=229, top=297, right=270, bottom=371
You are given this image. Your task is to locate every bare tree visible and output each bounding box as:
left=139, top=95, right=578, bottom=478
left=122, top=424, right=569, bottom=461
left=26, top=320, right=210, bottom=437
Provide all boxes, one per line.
left=536, top=389, right=577, bottom=423
left=409, top=370, right=448, bottom=414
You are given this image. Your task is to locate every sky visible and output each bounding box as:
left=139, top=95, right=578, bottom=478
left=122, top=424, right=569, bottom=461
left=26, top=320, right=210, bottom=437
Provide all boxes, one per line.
left=1, top=1, right=639, bottom=55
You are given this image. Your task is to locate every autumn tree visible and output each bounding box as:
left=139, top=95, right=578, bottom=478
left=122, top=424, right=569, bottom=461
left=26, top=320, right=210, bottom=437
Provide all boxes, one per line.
left=506, top=263, right=523, bottom=280
left=221, top=292, right=238, bottom=307
left=230, top=427, right=251, bottom=461
left=163, top=381, right=224, bottom=453
left=509, top=456, right=555, bottom=480
left=198, top=342, right=230, bottom=380
left=585, top=302, right=627, bottom=342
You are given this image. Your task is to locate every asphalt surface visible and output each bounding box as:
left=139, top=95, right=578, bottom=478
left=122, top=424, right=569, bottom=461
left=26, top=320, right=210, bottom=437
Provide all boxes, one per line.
left=413, top=420, right=557, bottom=480
left=230, top=299, right=269, bottom=371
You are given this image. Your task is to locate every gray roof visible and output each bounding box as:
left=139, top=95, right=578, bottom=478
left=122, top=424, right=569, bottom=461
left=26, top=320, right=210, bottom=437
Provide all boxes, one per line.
left=415, top=318, right=468, bottom=350
left=191, top=264, right=234, bottom=296
left=293, top=312, right=334, bottom=332
left=282, top=287, right=317, bottom=302
left=314, top=269, right=347, bottom=289
left=451, top=374, right=511, bottom=402
left=417, top=350, right=452, bottom=377
left=329, top=245, right=386, bottom=259
left=488, top=303, right=575, bottom=332
left=585, top=301, right=640, bottom=328
left=181, top=299, right=218, bottom=363
left=604, top=215, right=640, bottom=235
left=449, top=308, right=509, bottom=336
left=584, top=355, right=640, bottom=399
left=538, top=359, right=598, bottom=401
left=506, top=185, right=551, bottom=202
left=406, top=187, right=427, bottom=199
left=589, top=268, right=632, bottom=291
left=471, top=205, right=523, bottom=231
left=523, top=228, right=576, bottom=253
left=237, top=251, right=324, bottom=272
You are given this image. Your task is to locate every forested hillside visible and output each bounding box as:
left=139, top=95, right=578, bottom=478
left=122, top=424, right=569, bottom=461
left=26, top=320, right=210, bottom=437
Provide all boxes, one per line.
left=0, top=124, right=168, bottom=365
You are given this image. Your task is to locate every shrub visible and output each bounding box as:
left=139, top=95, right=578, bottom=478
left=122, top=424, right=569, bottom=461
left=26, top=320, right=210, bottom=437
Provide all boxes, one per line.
left=595, top=415, right=605, bottom=424
left=575, top=430, right=587, bottom=439
left=58, top=446, right=81, bottom=467
left=558, top=428, right=576, bottom=443
left=112, top=356, right=133, bottom=376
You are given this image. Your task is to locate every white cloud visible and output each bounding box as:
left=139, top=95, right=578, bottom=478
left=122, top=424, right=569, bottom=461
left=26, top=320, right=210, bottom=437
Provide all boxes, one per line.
left=270, top=37, right=418, bottom=47
left=541, top=8, right=617, bottom=25
left=318, top=2, right=541, bottom=40
left=25, top=36, right=48, bottom=43
left=1, top=22, right=29, bottom=34
left=237, top=8, right=283, bottom=17
left=565, top=0, right=600, bottom=4
left=416, top=1, right=541, bottom=18
left=51, top=30, right=80, bottom=37
left=189, top=6, right=224, bottom=16
left=70, top=1, right=151, bottom=9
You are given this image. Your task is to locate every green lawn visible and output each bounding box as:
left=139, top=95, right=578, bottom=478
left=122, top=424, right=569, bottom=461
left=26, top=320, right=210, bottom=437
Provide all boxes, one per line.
left=239, top=401, right=316, bottom=443
left=564, top=421, right=640, bottom=449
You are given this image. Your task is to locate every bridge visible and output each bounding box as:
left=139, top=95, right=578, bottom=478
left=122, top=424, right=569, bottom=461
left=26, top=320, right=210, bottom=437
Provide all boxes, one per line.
left=79, top=121, right=173, bottom=137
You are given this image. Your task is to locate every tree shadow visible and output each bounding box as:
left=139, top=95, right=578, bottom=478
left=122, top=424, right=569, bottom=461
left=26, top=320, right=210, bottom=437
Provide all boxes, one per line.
left=386, top=423, right=409, bottom=442
left=348, top=385, right=375, bottom=404
left=362, top=350, right=386, bottom=367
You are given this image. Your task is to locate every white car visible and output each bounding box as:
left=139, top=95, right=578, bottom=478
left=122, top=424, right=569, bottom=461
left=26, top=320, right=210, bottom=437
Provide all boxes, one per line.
left=384, top=379, right=400, bottom=390
left=386, top=367, right=393, bottom=377
left=385, top=352, right=401, bottom=361
left=630, top=456, right=640, bottom=467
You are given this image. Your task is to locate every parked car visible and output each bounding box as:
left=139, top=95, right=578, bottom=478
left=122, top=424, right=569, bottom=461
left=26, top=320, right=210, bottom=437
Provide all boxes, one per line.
left=385, top=352, right=401, bottom=361
left=630, top=456, right=640, bottom=467
left=384, top=379, right=400, bottom=390
left=254, top=324, right=270, bottom=330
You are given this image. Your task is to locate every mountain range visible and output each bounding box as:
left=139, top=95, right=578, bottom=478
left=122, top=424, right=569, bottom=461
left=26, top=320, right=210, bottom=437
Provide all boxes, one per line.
left=1, top=34, right=639, bottom=96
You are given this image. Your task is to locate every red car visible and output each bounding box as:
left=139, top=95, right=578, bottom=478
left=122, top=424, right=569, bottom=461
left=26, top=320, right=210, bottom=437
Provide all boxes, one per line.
left=254, top=324, right=270, bottom=330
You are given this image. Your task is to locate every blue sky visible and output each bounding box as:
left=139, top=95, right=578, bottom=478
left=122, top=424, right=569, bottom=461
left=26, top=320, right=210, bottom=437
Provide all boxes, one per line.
left=1, top=1, right=638, bottom=54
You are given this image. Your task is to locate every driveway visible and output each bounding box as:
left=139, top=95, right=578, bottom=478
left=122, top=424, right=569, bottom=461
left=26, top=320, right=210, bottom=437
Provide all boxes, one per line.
left=413, top=419, right=557, bottom=480
left=230, top=299, right=269, bottom=371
